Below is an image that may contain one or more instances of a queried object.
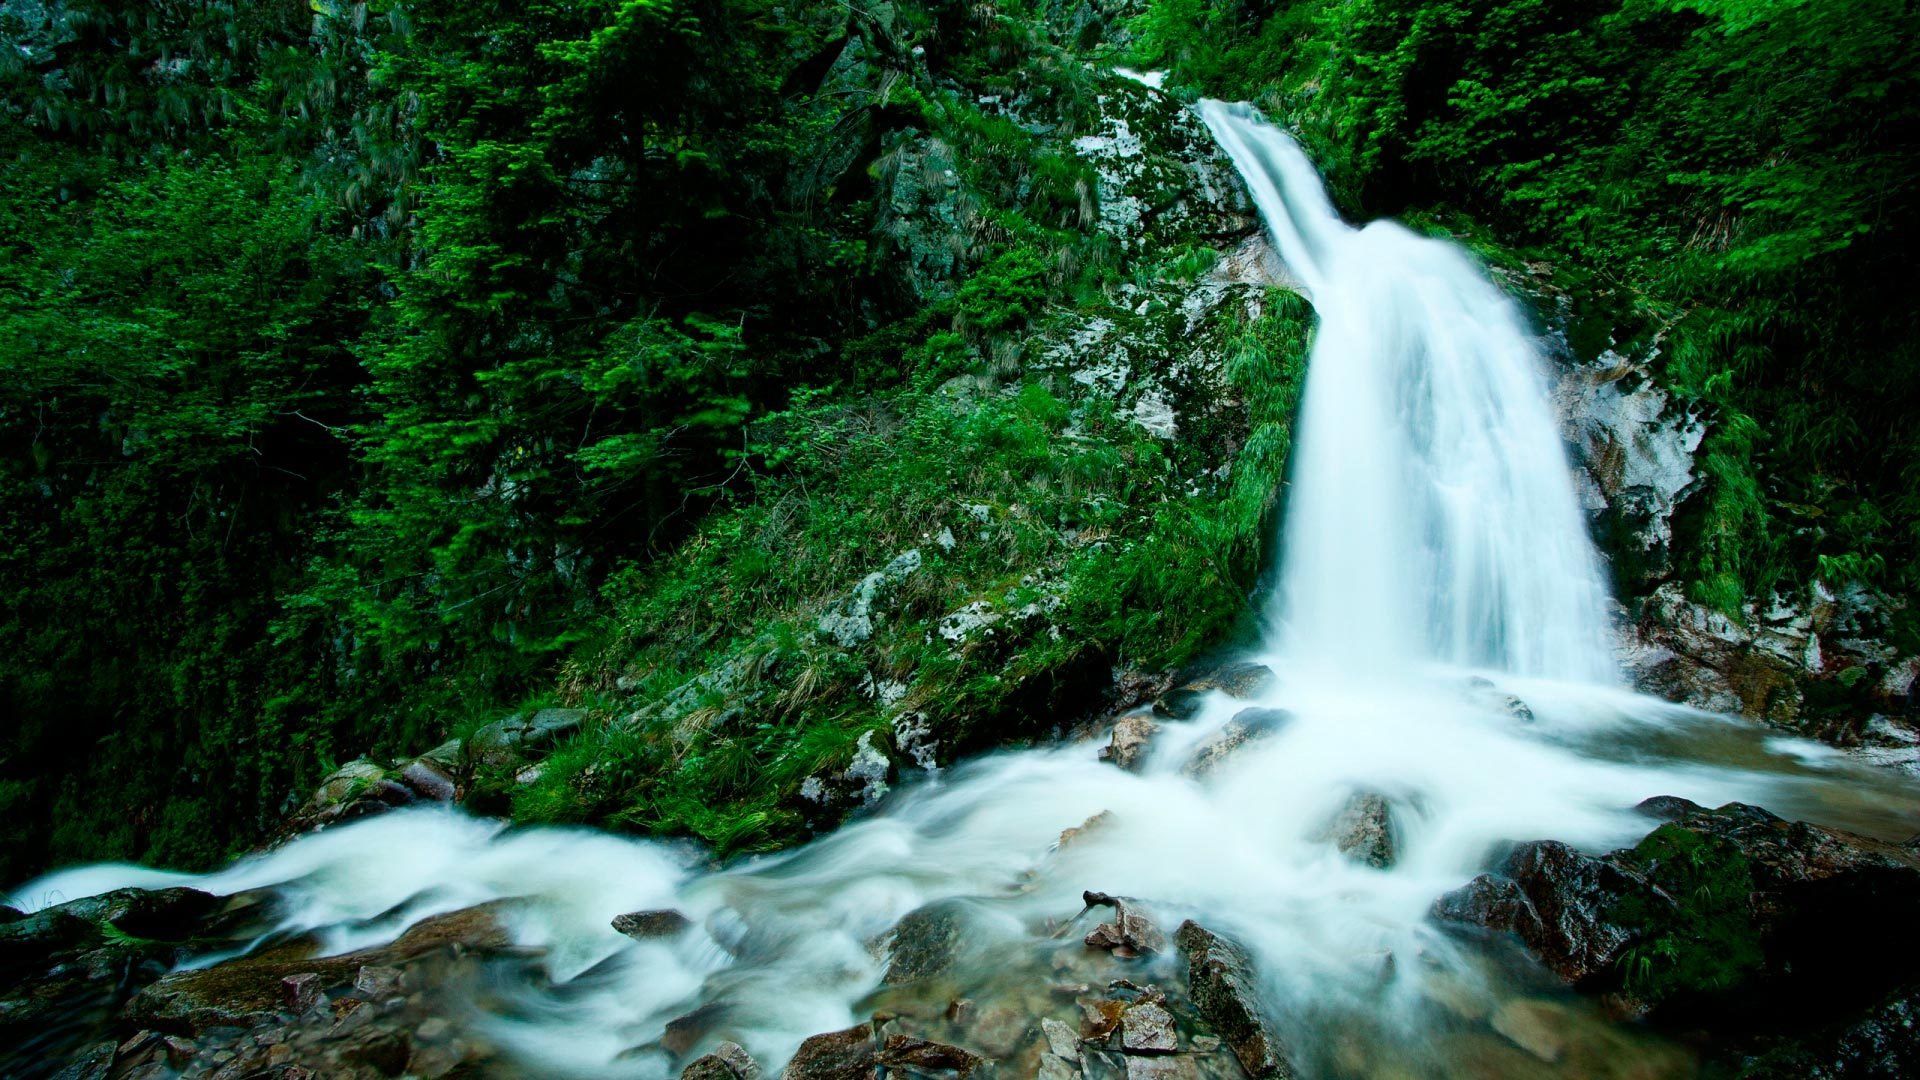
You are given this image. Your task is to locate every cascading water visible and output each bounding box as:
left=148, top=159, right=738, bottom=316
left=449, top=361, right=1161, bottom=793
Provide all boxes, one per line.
left=1198, top=100, right=1616, bottom=683
left=10, top=99, right=1919, bottom=1080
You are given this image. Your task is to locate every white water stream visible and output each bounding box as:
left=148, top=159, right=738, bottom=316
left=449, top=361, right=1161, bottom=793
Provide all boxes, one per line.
left=11, top=102, right=1918, bottom=1078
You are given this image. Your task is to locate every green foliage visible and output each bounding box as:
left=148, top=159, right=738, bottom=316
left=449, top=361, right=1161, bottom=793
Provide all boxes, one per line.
left=1614, top=825, right=1766, bottom=1003
left=1135, top=0, right=1920, bottom=617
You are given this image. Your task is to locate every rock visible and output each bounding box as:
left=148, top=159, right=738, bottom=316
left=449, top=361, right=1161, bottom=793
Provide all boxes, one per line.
left=420, top=738, right=465, bottom=770
left=683, top=1040, right=762, bottom=1080
left=311, top=759, right=386, bottom=811
left=612, top=909, right=692, bottom=940
left=1101, top=714, right=1159, bottom=771
left=400, top=759, right=457, bottom=802
left=663, top=1001, right=728, bottom=1057
left=1319, top=792, right=1396, bottom=869
left=1041, top=1017, right=1081, bottom=1059
left=280, top=972, right=326, bottom=1013
left=1174, top=921, right=1295, bottom=1079
left=1489, top=999, right=1568, bottom=1062
left=818, top=550, right=923, bottom=647
left=1737, top=981, right=1920, bottom=1079
left=1083, top=892, right=1167, bottom=957
left=1123, top=1056, right=1198, bottom=1080
left=1434, top=802, right=1920, bottom=1018
left=1182, top=708, right=1292, bottom=778
left=1058, top=811, right=1113, bottom=849
left=1463, top=678, right=1536, bottom=723
left=354, top=964, right=403, bottom=999
left=1430, top=840, right=1648, bottom=988
left=876, top=1034, right=987, bottom=1077
left=468, top=708, right=588, bottom=769
left=1119, top=1000, right=1176, bottom=1053
left=1037, top=1053, right=1081, bottom=1080
left=49, top=1040, right=114, bottom=1080
left=0, top=907, right=20, bottom=924
left=883, top=901, right=967, bottom=985
left=784, top=1023, right=877, bottom=1080
left=1633, top=794, right=1704, bottom=821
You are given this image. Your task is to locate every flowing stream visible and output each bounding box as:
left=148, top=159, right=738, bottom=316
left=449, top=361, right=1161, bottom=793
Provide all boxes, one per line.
left=12, top=102, right=1920, bottom=1079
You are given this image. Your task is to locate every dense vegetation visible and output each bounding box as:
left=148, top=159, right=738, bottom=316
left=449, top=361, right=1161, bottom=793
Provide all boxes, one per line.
left=1130, top=0, right=1920, bottom=618
left=3, top=0, right=1913, bottom=881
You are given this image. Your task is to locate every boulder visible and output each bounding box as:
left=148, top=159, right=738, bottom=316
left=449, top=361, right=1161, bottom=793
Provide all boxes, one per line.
left=1432, top=802, right=1920, bottom=1020
left=1318, top=792, right=1396, bottom=869
left=1156, top=662, right=1278, bottom=721
left=1174, top=921, right=1295, bottom=1079
left=612, top=909, right=692, bottom=941
left=883, top=901, right=968, bottom=985
left=1182, top=709, right=1292, bottom=779
left=682, top=1040, right=762, bottom=1080
left=1101, top=714, right=1160, bottom=772
left=784, top=1023, right=877, bottom=1080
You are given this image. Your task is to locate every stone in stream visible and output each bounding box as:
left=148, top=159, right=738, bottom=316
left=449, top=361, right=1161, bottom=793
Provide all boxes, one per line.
left=612, top=909, right=693, bottom=940
left=1318, top=791, right=1396, bottom=869
left=1174, top=921, right=1296, bottom=1079
left=1633, top=794, right=1704, bottom=821
left=1124, top=1056, right=1199, bottom=1080
left=682, top=1040, right=762, bottom=1080
left=1082, top=892, right=1167, bottom=958
left=1182, top=708, right=1293, bottom=779
left=1489, top=998, right=1570, bottom=1063
left=1432, top=800, right=1920, bottom=1020
left=1101, top=713, right=1160, bottom=772
left=876, top=1033, right=988, bottom=1077
left=783, top=1023, right=877, bottom=1080
left=1119, top=1000, right=1177, bottom=1053
left=881, top=901, right=967, bottom=984
left=1153, top=662, right=1278, bottom=720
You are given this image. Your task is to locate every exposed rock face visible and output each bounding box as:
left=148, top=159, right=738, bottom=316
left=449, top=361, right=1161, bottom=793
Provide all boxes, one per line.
left=818, top=549, right=924, bottom=648
left=1182, top=708, right=1292, bottom=779
left=1320, top=792, right=1396, bottom=869
left=1173, top=921, right=1295, bottom=1079
left=1101, top=713, right=1160, bottom=771
left=785, top=1023, right=878, bottom=1080
left=1554, top=355, right=1705, bottom=585
left=1432, top=802, right=1920, bottom=1020
left=612, top=909, right=692, bottom=940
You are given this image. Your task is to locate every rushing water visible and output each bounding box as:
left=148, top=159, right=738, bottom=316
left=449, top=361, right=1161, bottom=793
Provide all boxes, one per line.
left=11, top=102, right=1920, bottom=1078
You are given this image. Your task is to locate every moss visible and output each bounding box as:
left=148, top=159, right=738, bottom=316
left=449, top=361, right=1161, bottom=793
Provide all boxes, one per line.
left=1612, top=825, right=1766, bottom=1006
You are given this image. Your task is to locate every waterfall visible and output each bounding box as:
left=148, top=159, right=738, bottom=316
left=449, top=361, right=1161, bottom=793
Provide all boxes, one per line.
left=10, top=94, right=1914, bottom=1080
left=1200, top=101, right=1617, bottom=683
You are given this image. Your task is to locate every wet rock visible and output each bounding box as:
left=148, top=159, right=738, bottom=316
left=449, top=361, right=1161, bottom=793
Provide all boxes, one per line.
left=877, top=1033, right=988, bottom=1077
left=1154, top=662, right=1278, bottom=720
left=1042, top=1017, right=1082, bottom=1059
left=1431, top=840, right=1649, bottom=987
left=1319, top=792, right=1396, bottom=869
left=1058, top=811, right=1113, bottom=849
left=1101, top=714, right=1159, bottom=772
left=49, top=1040, right=114, bottom=1080
left=1463, top=678, right=1535, bottom=723
left=785, top=1023, right=877, bottom=1080
left=1489, top=999, right=1568, bottom=1062
left=420, top=738, right=465, bottom=770
left=1737, top=981, right=1920, bottom=1078
left=1123, top=1055, right=1198, bottom=1080
left=1182, top=708, right=1292, bottom=779
left=1083, top=893, right=1166, bottom=957
left=663, top=1001, right=729, bottom=1057
left=400, top=759, right=457, bottom=802
left=612, top=909, right=692, bottom=941
left=280, top=972, right=326, bottom=1013
left=683, top=1040, right=763, bottom=1080
left=1634, top=795, right=1704, bottom=821
left=1174, top=921, right=1295, bottom=1079
left=883, top=901, right=967, bottom=985
left=311, top=759, right=387, bottom=810
left=1119, top=1000, right=1176, bottom=1053
left=1434, top=802, right=1920, bottom=1018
